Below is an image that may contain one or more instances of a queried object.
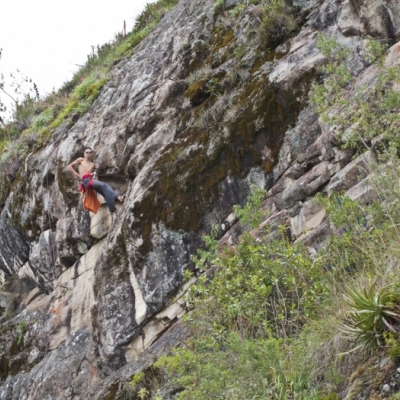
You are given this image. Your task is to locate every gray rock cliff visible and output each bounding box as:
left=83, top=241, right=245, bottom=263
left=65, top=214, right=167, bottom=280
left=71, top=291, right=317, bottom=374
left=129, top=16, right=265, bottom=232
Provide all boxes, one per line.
left=0, top=0, right=399, bottom=398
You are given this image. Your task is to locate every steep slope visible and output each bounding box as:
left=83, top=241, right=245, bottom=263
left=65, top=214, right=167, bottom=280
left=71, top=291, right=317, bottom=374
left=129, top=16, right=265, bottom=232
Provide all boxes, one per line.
left=0, top=0, right=399, bottom=398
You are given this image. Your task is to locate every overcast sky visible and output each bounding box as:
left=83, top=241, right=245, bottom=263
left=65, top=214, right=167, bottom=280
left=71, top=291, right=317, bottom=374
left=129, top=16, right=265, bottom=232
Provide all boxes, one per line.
left=0, top=0, right=154, bottom=115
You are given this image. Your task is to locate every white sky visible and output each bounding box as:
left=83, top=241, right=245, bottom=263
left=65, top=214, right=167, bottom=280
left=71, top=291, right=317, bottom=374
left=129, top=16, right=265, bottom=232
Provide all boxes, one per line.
left=0, top=0, right=154, bottom=116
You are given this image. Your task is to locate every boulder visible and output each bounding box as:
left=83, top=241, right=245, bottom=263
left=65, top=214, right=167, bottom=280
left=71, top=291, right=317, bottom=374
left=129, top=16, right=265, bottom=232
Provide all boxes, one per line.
left=344, top=175, right=378, bottom=204
left=290, top=198, right=326, bottom=239
left=281, top=161, right=341, bottom=209
left=349, top=0, right=400, bottom=38
left=90, top=204, right=115, bottom=239
left=338, top=0, right=364, bottom=37
left=327, top=151, right=376, bottom=195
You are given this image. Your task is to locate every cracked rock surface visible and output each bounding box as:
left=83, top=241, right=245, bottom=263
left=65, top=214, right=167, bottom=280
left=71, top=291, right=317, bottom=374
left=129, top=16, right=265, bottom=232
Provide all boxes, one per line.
left=0, top=0, right=399, bottom=398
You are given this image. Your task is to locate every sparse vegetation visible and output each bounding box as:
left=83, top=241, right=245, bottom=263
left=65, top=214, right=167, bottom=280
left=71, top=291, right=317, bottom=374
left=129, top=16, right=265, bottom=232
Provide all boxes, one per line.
left=233, top=186, right=266, bottom=228
left=187, top=0, right=300, bottom=139
left=149, top=36, right=400, bottom=399
left=1, top=1, right=400, bottom=398
left=0, top=0, right=179, bottom=202
left=310, top=36, right=400, bottom=151
left=16, top=320, right=27, bottom=346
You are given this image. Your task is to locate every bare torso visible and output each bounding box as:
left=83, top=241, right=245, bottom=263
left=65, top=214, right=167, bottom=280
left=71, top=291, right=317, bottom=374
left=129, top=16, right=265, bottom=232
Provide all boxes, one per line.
left=77, top=159, right=95, bottom=176
left=67, top=157, right=96, bottom=181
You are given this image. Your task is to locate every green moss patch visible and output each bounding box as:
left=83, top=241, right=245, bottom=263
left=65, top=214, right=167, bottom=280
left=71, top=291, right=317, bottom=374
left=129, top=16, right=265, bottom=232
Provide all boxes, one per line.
left=133, top=69, right=315, bottom=254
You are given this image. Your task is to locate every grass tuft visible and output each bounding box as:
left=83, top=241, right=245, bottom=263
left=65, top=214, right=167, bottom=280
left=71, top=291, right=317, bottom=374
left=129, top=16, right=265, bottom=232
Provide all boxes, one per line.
left=0, top=0, right=179, bottom=192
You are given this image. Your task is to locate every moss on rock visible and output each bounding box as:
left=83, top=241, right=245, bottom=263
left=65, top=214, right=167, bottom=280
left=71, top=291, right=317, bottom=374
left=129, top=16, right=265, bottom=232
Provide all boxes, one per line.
left=132, top=63, right=316, bottom=255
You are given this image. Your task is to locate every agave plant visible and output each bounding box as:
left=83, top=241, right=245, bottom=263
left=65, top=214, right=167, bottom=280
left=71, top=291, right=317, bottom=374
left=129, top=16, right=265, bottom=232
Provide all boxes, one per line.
left=340, top=281, right=400, bottom=353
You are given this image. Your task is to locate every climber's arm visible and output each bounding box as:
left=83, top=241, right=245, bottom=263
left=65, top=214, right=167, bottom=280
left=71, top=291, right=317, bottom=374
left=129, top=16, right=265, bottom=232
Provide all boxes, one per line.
left=67, top=158, right=84, bottom=180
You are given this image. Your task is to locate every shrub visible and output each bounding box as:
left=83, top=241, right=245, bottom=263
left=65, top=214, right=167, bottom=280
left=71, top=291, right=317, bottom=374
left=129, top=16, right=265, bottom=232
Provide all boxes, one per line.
left=233, top=186, right=266, bottom=228
left=365, top=38, right=388, bottom=65
left=156, top=333, right=314, bottom=400
left=190, top=230, right=328, bottom=340
left=315, top=193, right=388, bottom=278
left=310, top=35, right=400, bottom=150
left=313, top=178, right=400, bottom=360
left=340, top=281, right=400, bottom=353
left=309, top=35, right=352, bottom=118
left=259, top=0, right=298, bottom=46
left=151, top=186, right=336, bottom=398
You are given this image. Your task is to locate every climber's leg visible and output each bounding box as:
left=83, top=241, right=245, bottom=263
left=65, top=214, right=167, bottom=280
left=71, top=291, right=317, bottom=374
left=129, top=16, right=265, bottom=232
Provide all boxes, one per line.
left=91, top=180, right=119, bottom=213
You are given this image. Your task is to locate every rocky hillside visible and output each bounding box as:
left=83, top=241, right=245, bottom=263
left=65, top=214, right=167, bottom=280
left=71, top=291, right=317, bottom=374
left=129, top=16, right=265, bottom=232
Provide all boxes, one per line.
left=0, top=0, right=399, bottom=398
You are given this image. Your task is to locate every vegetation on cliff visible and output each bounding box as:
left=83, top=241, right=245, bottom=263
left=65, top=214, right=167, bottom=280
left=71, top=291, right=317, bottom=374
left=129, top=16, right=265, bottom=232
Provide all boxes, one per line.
left=152, top=177, right=400, bottom=399
left=2, top=0, right=400, bottom=397
left=129, top=37, right=400, bottom=399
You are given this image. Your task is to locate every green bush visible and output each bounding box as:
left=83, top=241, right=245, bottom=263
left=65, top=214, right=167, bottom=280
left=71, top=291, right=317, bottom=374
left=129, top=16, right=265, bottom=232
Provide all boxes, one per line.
left=190, top=230, right=327, bottom=340
left=156, top=333, right=314, bottom=400
left=365, top=38, right=388, bottom=65
left=310, top=35, right=400, bottom=150
left=315, top=193, right=388, bottom=278
left=233, top=186, right=267, bottom=228
left=309, top=35, right=352, bottom=118
left=260, top=0, right=297, bottom=44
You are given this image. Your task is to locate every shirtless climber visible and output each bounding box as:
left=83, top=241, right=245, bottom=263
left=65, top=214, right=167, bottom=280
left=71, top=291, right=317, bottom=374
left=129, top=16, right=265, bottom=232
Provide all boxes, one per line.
left=67, top=148, right=124, bottom=214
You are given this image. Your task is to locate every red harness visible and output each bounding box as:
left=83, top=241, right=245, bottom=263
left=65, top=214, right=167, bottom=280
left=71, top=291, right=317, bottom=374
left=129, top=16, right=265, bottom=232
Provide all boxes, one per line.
left=79, top=173, right=94, bottom=192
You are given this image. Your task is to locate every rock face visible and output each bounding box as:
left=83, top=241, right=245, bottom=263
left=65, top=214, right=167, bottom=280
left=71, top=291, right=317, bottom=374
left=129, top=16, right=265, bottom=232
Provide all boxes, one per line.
left=347, top=0, right=400, bottom=38
left=0, top=0, right=399, bottom=398
left=0, top=220, right=29, bottom=283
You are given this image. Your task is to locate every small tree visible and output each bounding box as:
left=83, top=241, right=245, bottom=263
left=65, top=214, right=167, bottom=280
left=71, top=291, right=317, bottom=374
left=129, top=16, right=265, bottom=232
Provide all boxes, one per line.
left=0, top=48, right=39, bottom=125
